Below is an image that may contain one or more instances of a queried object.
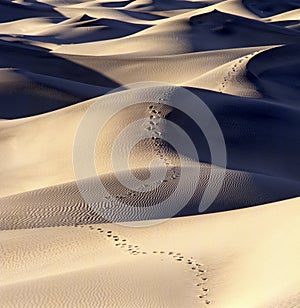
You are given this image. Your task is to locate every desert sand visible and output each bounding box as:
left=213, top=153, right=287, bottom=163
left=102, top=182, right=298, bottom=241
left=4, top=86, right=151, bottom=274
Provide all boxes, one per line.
left=1, top=0, right=300, bottom=307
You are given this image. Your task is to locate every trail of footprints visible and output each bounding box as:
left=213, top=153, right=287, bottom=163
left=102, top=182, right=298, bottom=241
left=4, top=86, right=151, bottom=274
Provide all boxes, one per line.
left=80, top=224, right=211, bottom=306
left=219, top=51, right=261, bottom=93
left=78, top=102, right=209, bottom=303
left=101, top=100, right=180, bottom=204
left=146, top=100, right=180, bottom=184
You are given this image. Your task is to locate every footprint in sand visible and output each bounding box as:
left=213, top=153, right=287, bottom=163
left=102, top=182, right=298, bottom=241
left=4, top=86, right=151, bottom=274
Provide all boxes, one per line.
left=219, top=54, right=249, bottom=92
left=81, top=225, right=211, bottom=305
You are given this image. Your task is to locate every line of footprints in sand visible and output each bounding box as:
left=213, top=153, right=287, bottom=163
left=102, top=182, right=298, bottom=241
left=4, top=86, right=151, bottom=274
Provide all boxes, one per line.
left=147, top=100, right=180, bottom=182
left=103, top=100, right=180, bottom=204
left=219, top=51, right=261, bottom=93
left=80, top=225, right=211, bottom=306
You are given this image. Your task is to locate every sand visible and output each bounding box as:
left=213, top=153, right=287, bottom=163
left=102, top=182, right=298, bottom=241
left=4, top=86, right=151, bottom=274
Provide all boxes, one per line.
left=1, top=0, right=300, bottom=307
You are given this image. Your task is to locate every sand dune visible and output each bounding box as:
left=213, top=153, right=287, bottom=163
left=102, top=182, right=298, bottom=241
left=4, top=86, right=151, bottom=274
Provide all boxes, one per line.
left=242, top=0, right=300, bottom=18
left=1, top=0, right=300, bottom=307
left=2, top=163, right=300, bottom=229
left=53, top=9, right=300, bottom=56
left=0, top=68, right=109, bottom=118
left=247, top=44, right=300, bottom=105
left=1, top=87, right=299, bottom=197
left=2, top=197, right=300, bottom=307
left=0, top=0, right=64, bottom=22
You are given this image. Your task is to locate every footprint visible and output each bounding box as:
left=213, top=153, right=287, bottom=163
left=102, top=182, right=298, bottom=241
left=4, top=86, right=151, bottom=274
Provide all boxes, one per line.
left=87, top=226, right=210, bottom=304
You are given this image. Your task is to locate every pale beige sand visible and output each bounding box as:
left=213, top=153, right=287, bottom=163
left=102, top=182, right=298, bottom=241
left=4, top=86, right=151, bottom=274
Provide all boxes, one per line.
left=2, top=197, right=300, bottom=307
left=1, top=0, right=300, bottom=307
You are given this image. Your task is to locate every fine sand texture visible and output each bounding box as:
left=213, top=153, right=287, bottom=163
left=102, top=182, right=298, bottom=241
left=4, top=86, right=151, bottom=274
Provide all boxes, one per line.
left=1, top=0, right=300, bottom=307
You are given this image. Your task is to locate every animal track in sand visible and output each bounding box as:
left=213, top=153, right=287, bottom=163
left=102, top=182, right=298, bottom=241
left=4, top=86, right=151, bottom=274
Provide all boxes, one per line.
left=80, top=224, right=211, bottom=306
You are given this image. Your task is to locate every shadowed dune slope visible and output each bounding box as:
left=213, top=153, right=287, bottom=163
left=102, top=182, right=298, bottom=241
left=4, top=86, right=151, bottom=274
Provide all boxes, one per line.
left=246, top=44, right=300, bottom=105
left=53, top=10, right=300, bottom=56
left=0, top=0, right=64, bottom=22
left=0, top=166, right=300, bottom=230
left=242, top=0, right=300, bottom=18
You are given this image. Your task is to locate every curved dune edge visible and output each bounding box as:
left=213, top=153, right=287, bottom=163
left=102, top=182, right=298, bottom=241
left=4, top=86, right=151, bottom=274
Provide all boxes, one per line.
left=1, top=197, right=300, bottom=307
left=1, top=164, right=300, bottom=230
left=1, top=87, right=300, bottom=198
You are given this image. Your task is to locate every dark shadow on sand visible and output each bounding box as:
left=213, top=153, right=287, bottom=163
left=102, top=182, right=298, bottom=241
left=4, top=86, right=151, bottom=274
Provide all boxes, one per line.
left=0, top=0, right=65, bottom=22
left=0, top=39, right=119, bottom=118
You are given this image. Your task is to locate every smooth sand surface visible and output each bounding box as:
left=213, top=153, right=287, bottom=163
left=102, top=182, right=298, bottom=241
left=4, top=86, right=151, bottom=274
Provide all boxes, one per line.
left=1, top=0, right=300, bottom=307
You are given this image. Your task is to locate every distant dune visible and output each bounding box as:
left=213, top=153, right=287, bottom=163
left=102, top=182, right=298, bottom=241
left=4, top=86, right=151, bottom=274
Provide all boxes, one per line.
left=1, top=0, right=300, bottom=307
